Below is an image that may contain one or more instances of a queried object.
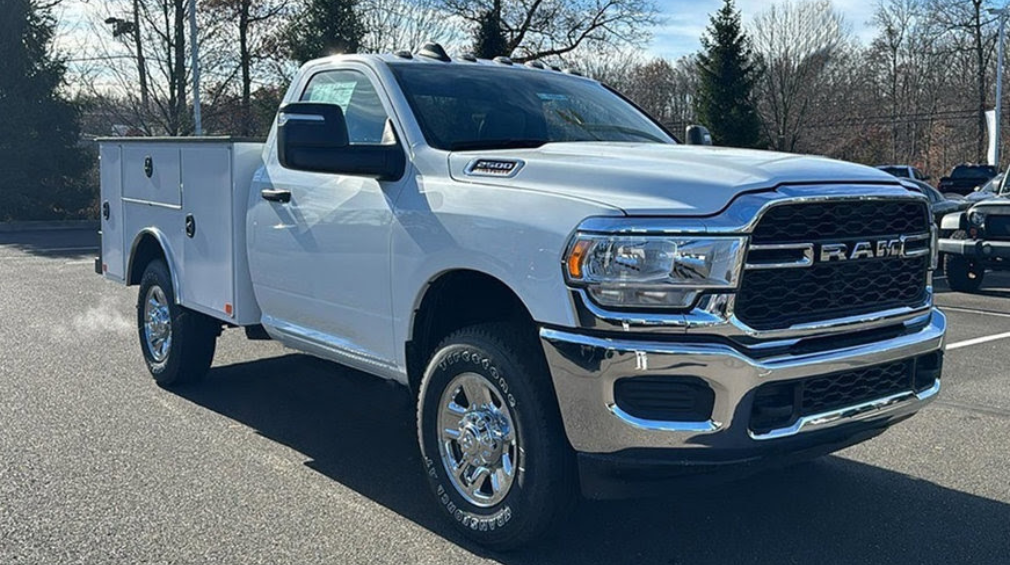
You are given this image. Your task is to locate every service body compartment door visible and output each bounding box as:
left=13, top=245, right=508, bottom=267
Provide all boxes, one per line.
left=180, top=146, right=234, bottom=319
left=122, top=144, right=182, bottom=207
left=99, top=144, right=126, bottom=281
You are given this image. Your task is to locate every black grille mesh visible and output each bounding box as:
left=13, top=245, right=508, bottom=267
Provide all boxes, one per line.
left=749, top=359, right=922, bottom=434
left=800, top=360, right=912, bottom=415
left=737, top=257, right=928, bottom=330
left=751, top=200, right=929, bottom=244
left=738, top=199, right=930, bottom=331
left=985, top=216, right=1010, bottom=239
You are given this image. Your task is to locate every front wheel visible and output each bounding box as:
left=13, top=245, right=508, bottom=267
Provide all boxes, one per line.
left=417, top=323, right=576, bottom=550
left=137, top=259, right=218, bottom=387
left=944, top=230, right=985, bottom=293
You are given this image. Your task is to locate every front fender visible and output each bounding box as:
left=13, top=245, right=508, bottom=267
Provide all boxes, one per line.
left=940, top=211, right=964, bottom=232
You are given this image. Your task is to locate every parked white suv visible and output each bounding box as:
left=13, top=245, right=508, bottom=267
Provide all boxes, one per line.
left=97, top=45, right=946, bottom=549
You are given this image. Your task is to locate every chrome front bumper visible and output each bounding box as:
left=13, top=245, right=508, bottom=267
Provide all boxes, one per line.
left=539, top=309, right=946, bottom=454
left=938, top=237, right=1010, bottom=258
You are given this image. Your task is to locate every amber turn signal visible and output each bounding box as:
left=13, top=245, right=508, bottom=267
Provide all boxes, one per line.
left=567, top=240, right=592, bottom=279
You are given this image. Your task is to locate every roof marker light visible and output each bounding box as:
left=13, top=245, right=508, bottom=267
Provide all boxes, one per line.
left=417, top=42, right=451, bottom=62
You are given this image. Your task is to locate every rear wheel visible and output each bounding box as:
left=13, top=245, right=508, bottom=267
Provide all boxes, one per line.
left=137, top=259, right=218, bottom=387
left=944, top=230, right=985, bottom=293
left=417, top=323, right=576, bottom=550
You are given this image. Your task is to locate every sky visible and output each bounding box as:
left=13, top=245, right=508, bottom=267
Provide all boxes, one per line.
left=55, top=0, right=882, bottom=66
left=648, top=0, right=880, bottom=60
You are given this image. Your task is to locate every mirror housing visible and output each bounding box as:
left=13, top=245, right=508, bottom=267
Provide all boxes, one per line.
left=277, top=102, right=405, bottom=181
left=685, top=125, right=713, bottom=146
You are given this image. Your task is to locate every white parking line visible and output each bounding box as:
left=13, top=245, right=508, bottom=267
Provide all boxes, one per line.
left=947, top=331, right=1010, bottom=351
left=941, top=305, right=1010, bottom=319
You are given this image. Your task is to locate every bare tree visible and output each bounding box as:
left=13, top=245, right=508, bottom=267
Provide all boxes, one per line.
left=358, top=0, right=463, bottom=53
left=750, top=0, right=852, bottom=152
left=927, top=0, right=998, bottom=161
left=69, top=0, right=232, bottom=136
left=205, top=0, right=288, bottom=134
left=439, top=0, right=660, bottom=62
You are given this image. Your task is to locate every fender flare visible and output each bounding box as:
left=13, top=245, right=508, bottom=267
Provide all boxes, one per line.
left=940, top=211, right=965, bottom=232
left=127, top=228, right=182, bottom=304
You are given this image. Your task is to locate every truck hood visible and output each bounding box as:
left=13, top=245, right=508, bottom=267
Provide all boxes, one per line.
left=448, top=142, right=900, bottom=215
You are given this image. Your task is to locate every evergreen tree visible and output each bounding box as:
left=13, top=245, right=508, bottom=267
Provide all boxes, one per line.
left=283, top=0, right=365, bottom=64
left=0, top=0, right=89, bottom=220
left=472, top=0, right=508, bottom=59
left=695, top=0, right=763, bottom=148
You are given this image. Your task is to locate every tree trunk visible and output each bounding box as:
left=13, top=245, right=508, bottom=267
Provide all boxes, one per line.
left=240, top=0, right=251, bottom=136
left=974, top=0, right=986, bottom=161
left=173, top=0, right=186, bottom=135
left=132, top=0, right=148, bottom=109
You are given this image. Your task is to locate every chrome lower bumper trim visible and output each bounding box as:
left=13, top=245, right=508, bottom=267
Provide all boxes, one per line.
left=539, top=308, right=946, bottom=454
left=749, top=379, right=941, bottom=441
left=606, top=404, right=723, bottom=434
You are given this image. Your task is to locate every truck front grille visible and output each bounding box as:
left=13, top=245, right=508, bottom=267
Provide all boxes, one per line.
left=985, top=216, right=1010, bottom=239
left=751, top=200, right=929, bottom=244
left=737, top=200, right=930, bottom=331
left=749, top=351, right=942, bottom=434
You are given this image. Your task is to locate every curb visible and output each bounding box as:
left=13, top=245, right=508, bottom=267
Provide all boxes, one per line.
left=0, top=220, right=100, bottom=233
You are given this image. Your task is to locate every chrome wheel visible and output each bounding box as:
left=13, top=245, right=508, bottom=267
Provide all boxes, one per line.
left=437, top=372, right=518, bottom=507
left=143, top=285, right=172, bottom=363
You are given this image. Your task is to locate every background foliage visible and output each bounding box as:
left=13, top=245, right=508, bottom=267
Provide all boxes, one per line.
left=7, top=0, right=1010, bottom=220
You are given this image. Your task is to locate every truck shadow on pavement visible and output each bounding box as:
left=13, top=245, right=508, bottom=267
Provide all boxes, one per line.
left=177, top=353, right=1010, bottom=565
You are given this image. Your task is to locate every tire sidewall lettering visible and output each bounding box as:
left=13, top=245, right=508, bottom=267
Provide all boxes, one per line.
left=424, top=344, right=520, bottom=534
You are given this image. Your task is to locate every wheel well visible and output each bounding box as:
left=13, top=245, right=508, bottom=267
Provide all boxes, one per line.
left=127, top=234, right=167, bottom=285
left=406, top=270, right=537, bottom=394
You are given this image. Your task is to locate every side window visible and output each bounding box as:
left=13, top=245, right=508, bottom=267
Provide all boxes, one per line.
left=1000, top=175, right=1009, bottom=195
left=301, top=70, right=389, bottom=145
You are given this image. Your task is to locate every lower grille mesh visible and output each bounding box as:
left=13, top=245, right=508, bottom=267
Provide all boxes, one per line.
left=736, top=257, right=928, bottom=330
left=748, top=356, right=941, bottom=435
left=800, top=360, right=911, bottom=415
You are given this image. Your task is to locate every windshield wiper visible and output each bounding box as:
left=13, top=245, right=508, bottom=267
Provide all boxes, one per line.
left=449, top=139, right=549, bottom=151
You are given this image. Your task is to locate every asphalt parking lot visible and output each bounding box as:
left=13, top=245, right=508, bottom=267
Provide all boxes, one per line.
left=1, top=228, right=1009, bottom=565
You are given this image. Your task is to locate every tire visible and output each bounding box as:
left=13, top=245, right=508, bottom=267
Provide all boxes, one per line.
left=136, top=259, right=218, bottom=387
left=944, top=230, right=985, bottom=293
left=417, top=322, right=576, bottom=550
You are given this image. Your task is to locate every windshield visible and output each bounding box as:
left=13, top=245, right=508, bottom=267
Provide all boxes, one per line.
left=389, top=63, right=675, bottom=151
left=952, top=165, right=996, bottom=179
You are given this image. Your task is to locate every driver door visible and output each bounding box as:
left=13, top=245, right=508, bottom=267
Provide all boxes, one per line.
left=248, top=66, right=405, bottom=373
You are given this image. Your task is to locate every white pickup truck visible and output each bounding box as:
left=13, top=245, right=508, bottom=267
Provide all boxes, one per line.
left=97, top=44, right=946, bottom=549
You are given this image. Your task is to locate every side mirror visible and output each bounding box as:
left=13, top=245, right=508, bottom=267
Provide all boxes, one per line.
left=277, top=102, right=405, bottom=181
left=685, top=125, right=713, bottom=146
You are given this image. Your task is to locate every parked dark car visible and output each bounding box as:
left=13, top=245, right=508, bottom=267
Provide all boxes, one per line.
left=901, top=178, right=969, bottom=226
left=878, top=164, right=930, bottom=181
left=938, top=164, right=998, bottom=196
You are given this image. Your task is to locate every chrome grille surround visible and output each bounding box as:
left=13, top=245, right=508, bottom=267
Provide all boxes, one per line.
left=570, top=184, right=934, bottom=344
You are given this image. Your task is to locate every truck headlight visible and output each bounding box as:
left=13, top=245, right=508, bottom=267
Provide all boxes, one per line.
left=564, top=235, right=746, bottom=309
left=969, top=210, right=986, bottom=226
